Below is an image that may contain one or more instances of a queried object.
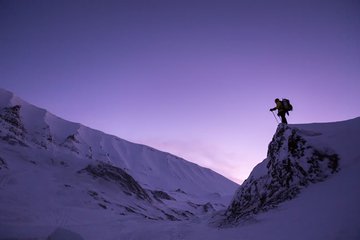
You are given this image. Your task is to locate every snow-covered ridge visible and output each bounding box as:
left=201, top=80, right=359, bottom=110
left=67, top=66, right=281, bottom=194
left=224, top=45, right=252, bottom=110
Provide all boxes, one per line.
left=0, top=88, right=238, bottom=196
left=1, top=88, right=360, bottom=239
left=0, top=88, right=239, bottom=231
left=224, top=118, right=360, bottom=224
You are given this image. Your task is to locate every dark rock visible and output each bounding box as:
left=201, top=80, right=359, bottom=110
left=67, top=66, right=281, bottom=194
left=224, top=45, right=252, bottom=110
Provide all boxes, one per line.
left=0, top=105, right=23, bottom=129
left=160, top=210, right=180, bottom=221
left=187, top=201, right=215, bottom=213
left=98, top=203, right=107, bottom=209
left=1, top=134, right=27, bottom=146
left=170, top=209, right=190, bottom=219
left=125, top=206, right=136, bottom=213
left=225, top=125, right=340, bottom=224
left=0, top=105, right=27, bottom=146
left=78, top=162, right=151, bottom=202
left=0, top=156, right=7, bottom=170
left=203, top=202, right=215, bottom=213
left=60, top=161, right=68, bottom=167
left=151, top=190, right=175, bottom=201
left=66, top=134, right=79, bottom=143
left=60, top=134, right=81, bottom=153
left=175, top=188, right=186, bottom=194
left=88, top=190, right=99, bottom=198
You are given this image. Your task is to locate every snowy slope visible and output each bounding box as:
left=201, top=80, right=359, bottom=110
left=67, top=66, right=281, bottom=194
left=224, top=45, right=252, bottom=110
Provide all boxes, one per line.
left=0, top=88, right=238, bottom=239
left=99, top=119, right=359, bottom=240
left=1, top=87, right=359, bottom=240
left=0, top=88, right=237, bottom=196
left=225, top=119, right=360, bottom=223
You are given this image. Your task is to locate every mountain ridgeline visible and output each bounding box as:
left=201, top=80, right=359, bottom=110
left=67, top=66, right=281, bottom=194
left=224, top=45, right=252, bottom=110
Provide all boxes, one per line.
left=0, top=88, right=238, bottom=223
left=1, top=88, right=359, bottom=239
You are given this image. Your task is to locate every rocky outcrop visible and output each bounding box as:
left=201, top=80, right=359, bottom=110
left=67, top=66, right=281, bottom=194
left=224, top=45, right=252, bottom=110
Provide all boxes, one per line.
left=61, top=134, right=81, bottom=154
left=0, top=105, right=53, bottom=149
left=225, top=124, right=340, bottom=224
left=78, top=162, right=152, bottom=202
left=0, top=105, right=27, bottom=146
left=151, top=190, right=176, bottom=202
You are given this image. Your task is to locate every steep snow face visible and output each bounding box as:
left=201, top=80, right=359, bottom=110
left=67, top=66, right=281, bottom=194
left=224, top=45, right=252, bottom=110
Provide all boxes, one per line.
left=0, top=88, right=238, bottom=234
left=0, top=88, right=237, bottom=196
left=225, top=118, right=360, bottom=223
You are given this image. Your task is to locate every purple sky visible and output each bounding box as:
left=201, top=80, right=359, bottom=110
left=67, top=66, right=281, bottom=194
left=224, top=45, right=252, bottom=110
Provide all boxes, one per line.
left=1, top=0, right=359, bottom=183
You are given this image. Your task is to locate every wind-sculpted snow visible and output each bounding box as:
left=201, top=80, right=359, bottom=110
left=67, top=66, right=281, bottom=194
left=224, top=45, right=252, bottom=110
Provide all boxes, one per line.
left=225, top=124, right=340, bottom=224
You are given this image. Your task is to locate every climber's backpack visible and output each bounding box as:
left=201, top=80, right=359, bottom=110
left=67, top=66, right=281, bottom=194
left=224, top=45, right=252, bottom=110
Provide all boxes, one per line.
left=282, top=98, right=293, bottom=112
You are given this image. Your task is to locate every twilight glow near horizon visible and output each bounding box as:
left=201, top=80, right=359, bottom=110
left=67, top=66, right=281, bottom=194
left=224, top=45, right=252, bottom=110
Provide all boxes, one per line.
left=1, top=0, right=359, bottom=183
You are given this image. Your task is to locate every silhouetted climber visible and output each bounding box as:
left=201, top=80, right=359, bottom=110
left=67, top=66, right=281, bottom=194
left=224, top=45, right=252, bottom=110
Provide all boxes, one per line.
left=270, top=98, right=288, bottom=124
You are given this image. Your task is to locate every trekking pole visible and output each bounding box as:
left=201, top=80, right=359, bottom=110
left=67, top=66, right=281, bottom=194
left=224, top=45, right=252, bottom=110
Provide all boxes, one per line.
left=272, top=111, right=279, bottom=124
